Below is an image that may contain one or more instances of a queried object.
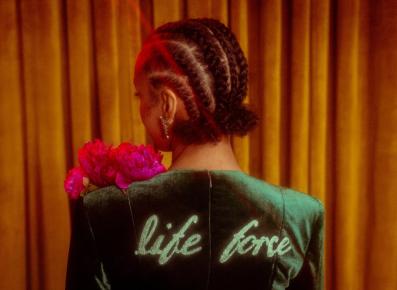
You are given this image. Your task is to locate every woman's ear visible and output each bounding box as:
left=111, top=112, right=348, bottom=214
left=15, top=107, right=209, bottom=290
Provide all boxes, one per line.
left=160, top=88, right=177, bottom=124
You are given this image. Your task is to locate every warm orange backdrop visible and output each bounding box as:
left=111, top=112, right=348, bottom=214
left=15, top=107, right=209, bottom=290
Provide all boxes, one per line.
left=1, top=0, right=396, bottom=290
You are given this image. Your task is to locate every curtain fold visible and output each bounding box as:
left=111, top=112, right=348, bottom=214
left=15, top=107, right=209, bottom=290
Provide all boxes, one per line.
left=0, top=0, right=396, bottom=289
left=333, top=1, right=370, bottom=289
left=0, top=2, right=26, bottom=289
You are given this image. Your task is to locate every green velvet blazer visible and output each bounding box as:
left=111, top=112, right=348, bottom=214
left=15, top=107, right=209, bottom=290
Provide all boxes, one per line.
left=65, top=169, right=324, bottom=290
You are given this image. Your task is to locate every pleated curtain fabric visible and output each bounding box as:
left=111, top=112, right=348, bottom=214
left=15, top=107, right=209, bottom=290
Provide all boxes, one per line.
left=0, top=0, right=396, bottom=289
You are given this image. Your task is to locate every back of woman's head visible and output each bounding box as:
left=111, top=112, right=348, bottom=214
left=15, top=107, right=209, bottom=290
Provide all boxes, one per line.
left=135, top=18, right=259, bottom=145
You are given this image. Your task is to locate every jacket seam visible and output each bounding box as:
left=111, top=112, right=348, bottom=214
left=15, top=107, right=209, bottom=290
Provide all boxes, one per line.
left=82, top=198, right=100, bottom=262
left=126, top=189, right=143, bottom=281
left=82, top=197, right=111, bottom=289
left=268, top=186, right=286, bottom=290
left=291, top=200, right=322, bottom=283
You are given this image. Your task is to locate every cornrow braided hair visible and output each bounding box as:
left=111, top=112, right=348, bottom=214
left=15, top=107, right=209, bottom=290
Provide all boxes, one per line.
left=137, top=32, right=222, bottom=143
left=196, top=18, right=247, bottom=104
left=135, top=18, right=259, bottom=144
left=155, top=20, right=231, bottom=108
left=194, top=18, right=256, bottom=134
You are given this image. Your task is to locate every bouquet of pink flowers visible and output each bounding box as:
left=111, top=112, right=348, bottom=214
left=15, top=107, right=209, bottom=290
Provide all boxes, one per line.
left=64, top=139, right=167, bottom=199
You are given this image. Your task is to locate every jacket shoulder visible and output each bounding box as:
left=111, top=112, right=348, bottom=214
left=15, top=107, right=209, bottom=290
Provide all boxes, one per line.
left=81, top=185, right=129, bottom=225
left=281, top=186, right=324, bottom=223
left=271, top=187, right=324, bottom=288
left=226, top=173, right=285, bottom=209
left=280, top=186, right=324, bottom=261
left=83, top=185, right=125, bottom=205
left=239, top=175, right=324, bottom=222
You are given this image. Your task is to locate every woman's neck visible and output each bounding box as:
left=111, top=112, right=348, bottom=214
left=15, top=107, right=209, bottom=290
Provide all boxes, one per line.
left=168, top=135, right=242, bottom=171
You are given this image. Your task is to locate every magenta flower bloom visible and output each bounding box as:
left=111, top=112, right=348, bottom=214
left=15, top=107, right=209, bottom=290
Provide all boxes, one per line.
left=112, top=143, right=167, bottom=189
left=78, top=139, right=117, bottom=187
left=64, top=167, right=88, bottom=199
left=65, top=139, right=167, bottom=198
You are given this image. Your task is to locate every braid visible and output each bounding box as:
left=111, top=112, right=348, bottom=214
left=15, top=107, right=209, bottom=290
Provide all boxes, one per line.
left=160, top=39, right=224, bottom=141
left=162, top=38, right=221, bottom=139
left=138, top=34, right=223, bottom=143
left=198, top=18, right=248, bottom=103
left=193, top=18, right=257, bottom=135
left=157, top=20, right=232, bottom=105
left=164, top=39, right=216, bottom=113
left=136, top=18, right=258, bottom=144
left=192, top=18, right=239, bottom=107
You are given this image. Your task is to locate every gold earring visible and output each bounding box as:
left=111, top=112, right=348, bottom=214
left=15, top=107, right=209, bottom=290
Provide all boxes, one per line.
left=159, top=115, right=170, bottom=139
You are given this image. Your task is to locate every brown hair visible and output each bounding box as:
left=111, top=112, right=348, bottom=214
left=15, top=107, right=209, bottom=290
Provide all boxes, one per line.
left=135, top=18, right=259, bottom=145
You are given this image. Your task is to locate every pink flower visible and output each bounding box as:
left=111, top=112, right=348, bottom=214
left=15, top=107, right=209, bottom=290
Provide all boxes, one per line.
left=112, top=143, right=167, bottom=189
left=78, top=139, right=117, bottom=187
left=65, top=139, right=167, bottom=198
left=64, top=167, right=89, bottom=199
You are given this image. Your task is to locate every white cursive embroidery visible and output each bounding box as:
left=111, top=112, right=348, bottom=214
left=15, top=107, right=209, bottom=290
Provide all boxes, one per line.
left=134, top=214, right=202, bottom=265
left=134, top=215, right=292, bottom=265
left=219, top=219, right=292, bottom=263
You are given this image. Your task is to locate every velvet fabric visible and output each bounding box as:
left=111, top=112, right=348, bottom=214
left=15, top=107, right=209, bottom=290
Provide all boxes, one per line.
left=65, top=169, right=324, bottom=290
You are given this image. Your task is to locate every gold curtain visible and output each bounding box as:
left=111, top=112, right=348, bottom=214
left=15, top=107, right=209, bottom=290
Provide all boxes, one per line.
left=1, top=0, right=396, bottom=289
